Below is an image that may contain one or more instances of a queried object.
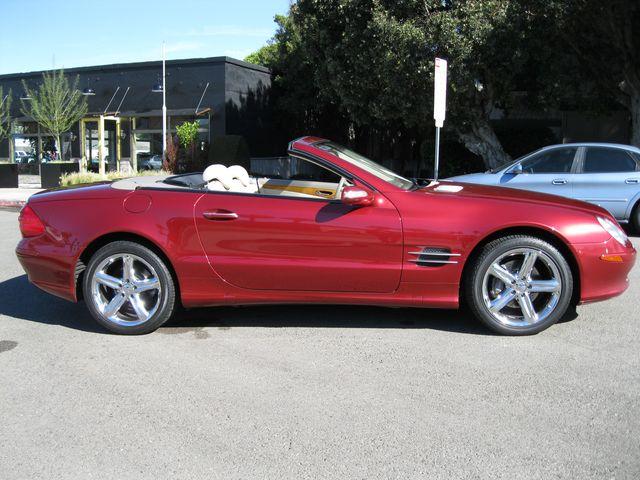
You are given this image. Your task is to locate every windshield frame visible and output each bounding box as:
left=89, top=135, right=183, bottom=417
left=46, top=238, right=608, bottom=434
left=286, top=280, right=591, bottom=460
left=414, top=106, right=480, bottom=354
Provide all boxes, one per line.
left=313, top=141, right=415, bottom=190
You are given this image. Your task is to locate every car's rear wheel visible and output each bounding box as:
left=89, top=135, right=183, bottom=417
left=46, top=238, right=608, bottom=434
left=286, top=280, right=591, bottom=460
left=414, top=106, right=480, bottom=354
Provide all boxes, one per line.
left=83, top=241, right=176, bottom=334
left=465, top=235, right=573, bottom=335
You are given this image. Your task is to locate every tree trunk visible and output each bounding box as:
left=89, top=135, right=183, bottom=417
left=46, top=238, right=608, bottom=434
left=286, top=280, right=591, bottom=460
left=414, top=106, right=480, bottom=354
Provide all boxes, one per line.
left=457, top=117, right=511, bottom=169
left=56, top=134, right=62, bottom=161
left=631, top=93, right=640, bottom=148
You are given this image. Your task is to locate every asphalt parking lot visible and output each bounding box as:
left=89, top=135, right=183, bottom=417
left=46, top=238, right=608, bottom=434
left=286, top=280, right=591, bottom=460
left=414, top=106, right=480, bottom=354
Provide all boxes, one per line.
left=1, top=208, right=639, bottom=480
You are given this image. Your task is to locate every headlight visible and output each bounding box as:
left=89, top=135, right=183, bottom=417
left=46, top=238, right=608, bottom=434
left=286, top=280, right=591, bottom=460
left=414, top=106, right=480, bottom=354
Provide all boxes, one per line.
left=597, top=216, right=629, bottom=246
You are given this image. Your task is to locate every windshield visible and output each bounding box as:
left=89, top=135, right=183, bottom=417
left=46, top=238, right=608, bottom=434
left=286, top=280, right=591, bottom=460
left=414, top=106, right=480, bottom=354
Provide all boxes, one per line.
left=315, top=141, right=414, bottom=190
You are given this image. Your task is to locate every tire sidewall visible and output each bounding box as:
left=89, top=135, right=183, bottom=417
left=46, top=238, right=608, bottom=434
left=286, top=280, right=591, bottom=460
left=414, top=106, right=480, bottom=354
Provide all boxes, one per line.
left=468, top=236, right=573, bottom=336
left=82, top=241, right=175, bottom=335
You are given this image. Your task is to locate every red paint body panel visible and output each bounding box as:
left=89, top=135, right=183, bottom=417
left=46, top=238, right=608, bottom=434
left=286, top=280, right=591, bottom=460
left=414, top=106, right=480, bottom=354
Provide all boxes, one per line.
left=16, top=136, right=636, bottom=312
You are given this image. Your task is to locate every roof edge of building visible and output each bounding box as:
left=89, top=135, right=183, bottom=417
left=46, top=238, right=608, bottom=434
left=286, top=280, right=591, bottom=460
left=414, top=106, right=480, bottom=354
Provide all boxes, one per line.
left=0, top=56, right=270, bottom=80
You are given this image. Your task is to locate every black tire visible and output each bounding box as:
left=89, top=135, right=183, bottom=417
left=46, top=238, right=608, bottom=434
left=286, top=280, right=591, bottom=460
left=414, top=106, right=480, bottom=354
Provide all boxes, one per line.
left=82, top=241, right=176, bottom=335
left=632, top=203, right=640, bottom=234
left=465, top=235, right=574, bottom=335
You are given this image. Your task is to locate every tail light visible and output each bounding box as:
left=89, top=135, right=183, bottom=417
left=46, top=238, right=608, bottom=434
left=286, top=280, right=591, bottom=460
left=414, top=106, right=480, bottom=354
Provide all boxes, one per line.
left=18, top=205, right=46, bottom=238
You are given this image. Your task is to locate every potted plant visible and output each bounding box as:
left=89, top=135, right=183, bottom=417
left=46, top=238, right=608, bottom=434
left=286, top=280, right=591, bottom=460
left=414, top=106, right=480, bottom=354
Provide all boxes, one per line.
left=40, top=160, right=80, bottom=188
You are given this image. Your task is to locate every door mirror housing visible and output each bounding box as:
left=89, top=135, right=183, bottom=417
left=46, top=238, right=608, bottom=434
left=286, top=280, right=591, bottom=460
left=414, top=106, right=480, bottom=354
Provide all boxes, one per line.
left=341, top=186, right=375, bottom=207
left=508, top=163, right=523, bottom=175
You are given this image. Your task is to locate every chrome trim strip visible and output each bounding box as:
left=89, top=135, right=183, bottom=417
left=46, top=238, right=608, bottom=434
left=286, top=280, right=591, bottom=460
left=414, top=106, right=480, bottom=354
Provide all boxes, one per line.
left=408, top=251, right=461, bottom=257
left=409, top=259, right=458, bottom=264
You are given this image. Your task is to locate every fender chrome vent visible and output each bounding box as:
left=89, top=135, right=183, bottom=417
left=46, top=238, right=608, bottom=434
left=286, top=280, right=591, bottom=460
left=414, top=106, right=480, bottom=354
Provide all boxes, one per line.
left=409, top=247, right=460, bottom=267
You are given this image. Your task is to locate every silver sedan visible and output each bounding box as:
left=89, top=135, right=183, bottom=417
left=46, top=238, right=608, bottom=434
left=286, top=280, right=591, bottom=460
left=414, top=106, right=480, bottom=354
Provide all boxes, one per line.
left=447, top=143, right=640, bottom=230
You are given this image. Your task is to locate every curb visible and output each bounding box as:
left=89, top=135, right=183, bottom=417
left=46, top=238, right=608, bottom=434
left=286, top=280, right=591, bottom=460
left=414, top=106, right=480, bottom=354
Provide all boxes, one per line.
left=0, top=200, right=26, bottom=210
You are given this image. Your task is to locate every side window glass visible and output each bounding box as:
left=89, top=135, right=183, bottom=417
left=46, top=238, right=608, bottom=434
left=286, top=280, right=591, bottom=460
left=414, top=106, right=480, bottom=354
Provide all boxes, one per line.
left=520, top=148, right=577, bottom=173
left=583, top=148, right=637, bottom=173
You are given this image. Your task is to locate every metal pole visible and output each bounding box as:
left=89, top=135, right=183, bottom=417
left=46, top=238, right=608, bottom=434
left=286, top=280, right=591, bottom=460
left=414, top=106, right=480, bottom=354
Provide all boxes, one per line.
left=433, top=126, right=441, bottom=183
left=162, top=42, right=167, bottom=160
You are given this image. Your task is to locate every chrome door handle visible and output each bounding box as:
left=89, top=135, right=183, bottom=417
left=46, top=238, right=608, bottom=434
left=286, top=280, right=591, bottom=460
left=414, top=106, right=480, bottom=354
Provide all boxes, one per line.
left=203, top=210, right=238, bottom=221
left=625, top=178, right=639, bottom=184
left=552, top=179, right=567, bottom=185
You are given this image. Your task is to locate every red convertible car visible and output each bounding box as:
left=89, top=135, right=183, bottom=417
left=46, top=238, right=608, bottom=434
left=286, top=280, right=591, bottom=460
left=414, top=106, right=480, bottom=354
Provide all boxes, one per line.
left=16, top=137, right=636, bottom=335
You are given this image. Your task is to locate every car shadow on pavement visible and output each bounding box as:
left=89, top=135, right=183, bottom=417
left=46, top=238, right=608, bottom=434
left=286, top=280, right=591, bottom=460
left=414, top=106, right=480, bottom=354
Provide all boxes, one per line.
left=0, top=275, right=105, bottom=333
left=1, top=274, right=494, bottom=335
left=166, top=304, right=493, bottom=335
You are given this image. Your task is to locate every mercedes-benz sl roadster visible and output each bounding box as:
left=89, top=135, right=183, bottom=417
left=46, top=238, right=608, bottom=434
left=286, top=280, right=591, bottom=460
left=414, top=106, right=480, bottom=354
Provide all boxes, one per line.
left=16, top=137, right=636, bottom=335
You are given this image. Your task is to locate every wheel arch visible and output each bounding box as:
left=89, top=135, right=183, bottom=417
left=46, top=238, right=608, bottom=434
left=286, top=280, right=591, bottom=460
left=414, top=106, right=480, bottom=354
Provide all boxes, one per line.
left=628, top=195, right=640, bottom=228
left=459, top=226, right=581, bottom=307
left=75, top=231, right=181, bottom=304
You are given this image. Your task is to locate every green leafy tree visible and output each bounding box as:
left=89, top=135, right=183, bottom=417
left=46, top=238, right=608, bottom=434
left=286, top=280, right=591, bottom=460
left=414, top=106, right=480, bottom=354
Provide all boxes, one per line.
left=20, top=70, right=87, bottom=161
left=0, top=87, right=12, bottom=152
left=530, top=1, right=640, bottom=146
left=258, top=1, right=543, bottom=169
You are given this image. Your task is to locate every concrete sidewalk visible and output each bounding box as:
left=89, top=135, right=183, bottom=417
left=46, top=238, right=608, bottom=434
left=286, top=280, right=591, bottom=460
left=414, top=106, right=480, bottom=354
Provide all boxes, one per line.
left=0, top=188, right=43, bottom=209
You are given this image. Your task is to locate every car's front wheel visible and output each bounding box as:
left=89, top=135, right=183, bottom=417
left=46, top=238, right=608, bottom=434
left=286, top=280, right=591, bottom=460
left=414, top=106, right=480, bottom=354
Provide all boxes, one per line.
left=465, top=235, right=573, bottom=335
left=83, top=241, right=176, bottom=334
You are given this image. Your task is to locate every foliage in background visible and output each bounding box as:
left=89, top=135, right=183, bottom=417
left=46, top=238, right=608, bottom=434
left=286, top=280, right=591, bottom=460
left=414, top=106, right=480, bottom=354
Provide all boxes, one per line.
left=530, top=0, right=640, bottom=146
left=176, top=121, right=199, bottom=150
left=0, top=87, right=11, bottom=145
left=164, top=134, right=179, bottom=173
left=60, top=169, right=171, bottom=187
left=20, top=70, right=87, bottom=161
left=247, top=0, right=639, bottom=172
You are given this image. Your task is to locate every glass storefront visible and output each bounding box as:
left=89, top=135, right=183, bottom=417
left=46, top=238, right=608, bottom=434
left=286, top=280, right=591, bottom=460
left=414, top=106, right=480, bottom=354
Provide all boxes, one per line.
left=11, top=122, right=76, bottom=174
left=132, top=115, right=209, bottom=171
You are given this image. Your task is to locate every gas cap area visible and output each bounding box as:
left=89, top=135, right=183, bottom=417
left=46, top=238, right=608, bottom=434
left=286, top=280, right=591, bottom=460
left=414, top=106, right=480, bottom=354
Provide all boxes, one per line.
left=123, top=193, right=152, bottom=213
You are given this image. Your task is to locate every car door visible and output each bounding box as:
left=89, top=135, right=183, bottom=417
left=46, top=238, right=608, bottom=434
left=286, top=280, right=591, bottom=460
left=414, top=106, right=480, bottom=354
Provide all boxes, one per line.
left=573, top=146, right=640, bottom=220
left=499, top=146, right=579, bottom=198
left=193, top=185, right=403, bottom=293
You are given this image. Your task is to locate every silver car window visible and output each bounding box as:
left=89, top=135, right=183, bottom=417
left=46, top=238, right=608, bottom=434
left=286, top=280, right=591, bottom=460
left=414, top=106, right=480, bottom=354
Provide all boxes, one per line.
left=520, top=147, right=577, bottom=173
left=583, top=148, right=638, bottom=173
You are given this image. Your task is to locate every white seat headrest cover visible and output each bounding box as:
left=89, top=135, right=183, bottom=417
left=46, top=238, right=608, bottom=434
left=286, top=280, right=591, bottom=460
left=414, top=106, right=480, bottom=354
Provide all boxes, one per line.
left=227, top=165, right=250, bottom=187
left=203, top=164, right=233, bottom=190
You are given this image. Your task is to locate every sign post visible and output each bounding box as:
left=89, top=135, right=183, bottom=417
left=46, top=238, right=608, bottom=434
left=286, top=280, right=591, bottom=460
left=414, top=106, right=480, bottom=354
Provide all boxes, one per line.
left=433, top=57, right=448, bottom=183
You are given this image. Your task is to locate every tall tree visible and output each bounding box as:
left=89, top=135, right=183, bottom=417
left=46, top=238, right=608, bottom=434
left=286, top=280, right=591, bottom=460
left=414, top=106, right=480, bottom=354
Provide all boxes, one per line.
left=261, top=0, right=543, bottom=169
left=536, top=1, right=640, bottom=146
left=20, top=70, right=87, bottom=161
left=0, top=87, right=11, bottom=151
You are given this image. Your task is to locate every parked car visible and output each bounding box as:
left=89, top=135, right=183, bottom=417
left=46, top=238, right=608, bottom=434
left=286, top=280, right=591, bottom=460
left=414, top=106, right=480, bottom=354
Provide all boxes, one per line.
left=14, top=150, right=35, bottom=164
left=138, top=154, right=163, bottom=170
left=447, top=143, right=640, bottom=230
left=16, top=137, right=635, bottom=336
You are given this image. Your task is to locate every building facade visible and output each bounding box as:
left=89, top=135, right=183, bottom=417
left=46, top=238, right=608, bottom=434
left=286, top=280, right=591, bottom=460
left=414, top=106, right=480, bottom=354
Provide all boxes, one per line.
left=0, top=56, right=272, bottom=175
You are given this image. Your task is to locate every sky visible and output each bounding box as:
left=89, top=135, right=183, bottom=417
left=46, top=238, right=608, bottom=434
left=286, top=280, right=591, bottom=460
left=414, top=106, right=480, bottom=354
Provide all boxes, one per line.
left=0, top=0, right=290, bottom=75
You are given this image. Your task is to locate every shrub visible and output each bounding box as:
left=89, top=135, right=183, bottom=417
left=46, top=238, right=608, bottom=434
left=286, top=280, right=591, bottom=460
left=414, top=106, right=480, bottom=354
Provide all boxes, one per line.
left=176, top=121, right=199, bottom=150
left=60, top=169, right=171, bottom=187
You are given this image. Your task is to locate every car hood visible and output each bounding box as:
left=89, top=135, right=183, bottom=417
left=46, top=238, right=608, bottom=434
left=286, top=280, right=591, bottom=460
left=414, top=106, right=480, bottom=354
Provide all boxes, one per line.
left=416, top=180, right=610, bottom=218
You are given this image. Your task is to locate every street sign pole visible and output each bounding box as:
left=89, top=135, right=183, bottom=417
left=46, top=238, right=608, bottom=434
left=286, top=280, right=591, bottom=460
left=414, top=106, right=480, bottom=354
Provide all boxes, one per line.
left=433, top=57, right=448, bottom=183
left=434, top=125, right=441, bottom=182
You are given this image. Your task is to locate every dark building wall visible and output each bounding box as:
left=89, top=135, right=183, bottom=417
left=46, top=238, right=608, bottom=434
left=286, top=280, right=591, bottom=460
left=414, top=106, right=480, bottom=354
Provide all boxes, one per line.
left=224, top=61, right=277, bottom=156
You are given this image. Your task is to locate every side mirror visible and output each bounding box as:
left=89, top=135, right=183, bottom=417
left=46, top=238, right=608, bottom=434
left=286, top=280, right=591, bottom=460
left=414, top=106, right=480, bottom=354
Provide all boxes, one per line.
left=508, top=163, right=523, bottom=174
left=341, top=186, right=375, bottom=207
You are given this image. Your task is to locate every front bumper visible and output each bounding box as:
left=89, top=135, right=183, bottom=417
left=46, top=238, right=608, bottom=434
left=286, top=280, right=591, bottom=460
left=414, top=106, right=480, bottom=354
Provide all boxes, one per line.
left=575, top=236, right=636, bottom=304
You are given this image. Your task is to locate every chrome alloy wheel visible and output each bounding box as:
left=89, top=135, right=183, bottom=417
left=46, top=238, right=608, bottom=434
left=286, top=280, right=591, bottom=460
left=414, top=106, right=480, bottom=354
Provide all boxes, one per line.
left=90, top=254, right=162, bottom=326
left=481, top=248, right=562, bottom=328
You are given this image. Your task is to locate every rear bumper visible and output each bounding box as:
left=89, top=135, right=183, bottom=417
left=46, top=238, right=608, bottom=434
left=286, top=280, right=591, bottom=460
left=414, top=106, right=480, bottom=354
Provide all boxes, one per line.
left=16, top=238, right=77, bottom=302
left=575, top=237, right=636, bottom=304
